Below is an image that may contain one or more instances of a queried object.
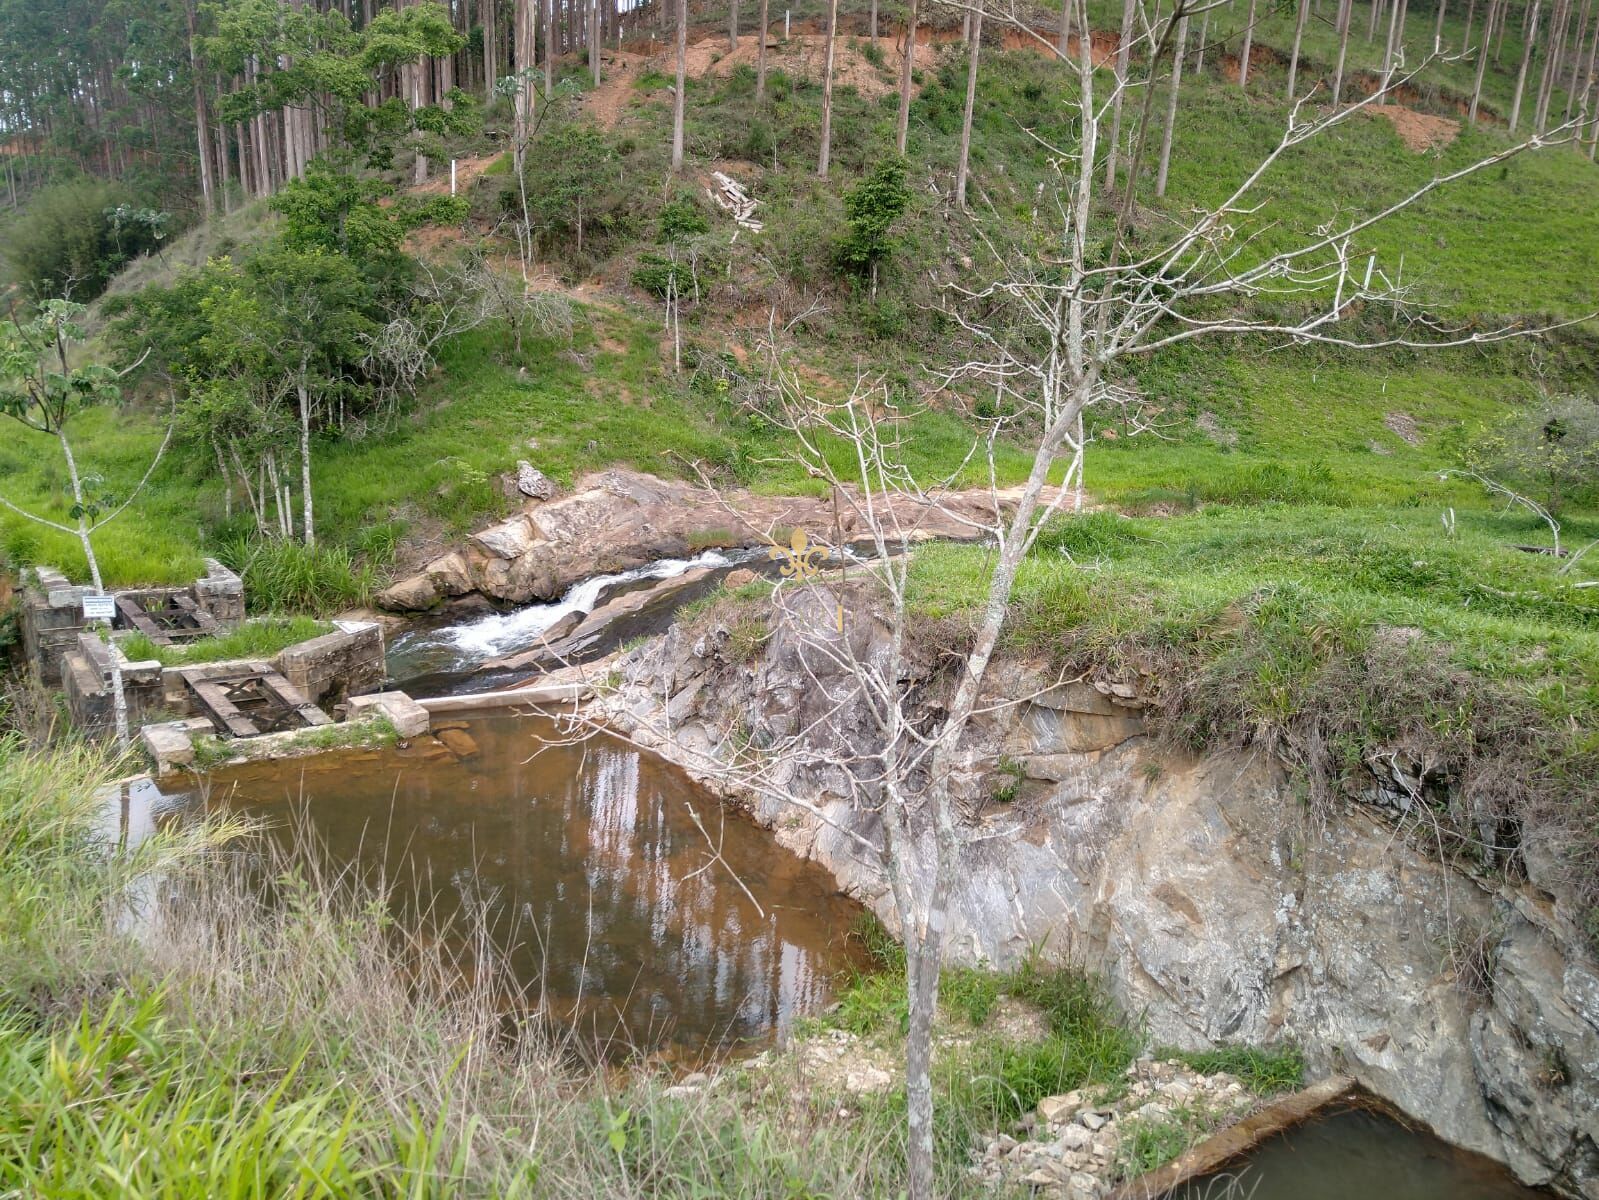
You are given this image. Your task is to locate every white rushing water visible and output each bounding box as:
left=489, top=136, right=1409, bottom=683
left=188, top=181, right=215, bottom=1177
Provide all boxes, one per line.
left=427, top=549, right=734, bottom=660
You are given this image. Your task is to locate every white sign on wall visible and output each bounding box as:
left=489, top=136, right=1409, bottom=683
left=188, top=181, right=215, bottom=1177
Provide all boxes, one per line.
left=81, top=594, right=116, bottom=621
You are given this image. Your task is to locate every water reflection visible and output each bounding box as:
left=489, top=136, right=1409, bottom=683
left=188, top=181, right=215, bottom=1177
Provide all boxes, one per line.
left=135, top=712, right=866, bottom=1058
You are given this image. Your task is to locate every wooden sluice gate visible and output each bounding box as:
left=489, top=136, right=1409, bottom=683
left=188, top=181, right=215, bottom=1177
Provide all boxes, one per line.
left=178, top=665, right=333, bottom=738
left=116, top=592, right=222, bottom=645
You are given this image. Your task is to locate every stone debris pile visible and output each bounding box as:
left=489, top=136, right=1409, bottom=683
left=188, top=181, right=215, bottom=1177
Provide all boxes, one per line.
left=972, top=1056, right=1256, bottom=1199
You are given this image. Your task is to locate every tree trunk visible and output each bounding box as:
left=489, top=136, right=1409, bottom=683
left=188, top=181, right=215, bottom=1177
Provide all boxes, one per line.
left=1157, top=10, right=1188, bottom=197
left=730, top=0, right=739, bottom=51
left=757, top=0, right=771, bottom=97
left=896, top=0, right=920, bottom=153
left=672, top=0, right=687, bottom=169
left=514, top=0, right=535, bottom=175
left=1195, top=9, right=1210, bottom=73
left=544, top=0, right=555, bottom=96
left=59, top=428, right=127, bottom=751
left=1380, top=0, right=1406, bottom=89
left=901, top=917, right=944, bottom=1200
left=1534, top=0, right=1569, bottom=127
left=483, top=0, right=498, bottom=96
left=956, top=4, right=983, bottom=206
left=1434, top=0, right=1449, bottom=46
left=297, top=367, right=316, bottom=549
left=1239, top=0, right=1257, bottom=86
left=1105, top=0, right=1137, bottom=186
left=1564, top=0, right=1593, bottom=119
left=1288, top=0, right=1311, bottom=97
left=871, top=0, right=878, bottom=49
left=1510, top=0, right=1542, bottom=129
left=591, top=0, right=601, bottom=85
left=1469, top=0, right=1498, bottom=119
left=1059, top=0, right=1071, bottom=56
left=186, top=1, right=215, bottom=213
left=818, top=0, right=841, bottom=176
left=1334, top=0, right=1354, bottom=101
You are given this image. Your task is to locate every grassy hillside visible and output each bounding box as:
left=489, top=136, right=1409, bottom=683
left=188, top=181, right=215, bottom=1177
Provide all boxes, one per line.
left=0, top=2, right=1594, bottom=595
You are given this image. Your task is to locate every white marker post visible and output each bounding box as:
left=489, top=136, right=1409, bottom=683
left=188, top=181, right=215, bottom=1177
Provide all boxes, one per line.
left=784, top=9, right=790, bottom=37
left=82, top=593, right=130, bottom=751
left=451, top=159, right=458, bottom=196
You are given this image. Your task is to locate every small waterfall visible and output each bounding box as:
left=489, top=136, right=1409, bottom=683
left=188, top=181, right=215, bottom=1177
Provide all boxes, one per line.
left=386, top=550, right=739, bottom=690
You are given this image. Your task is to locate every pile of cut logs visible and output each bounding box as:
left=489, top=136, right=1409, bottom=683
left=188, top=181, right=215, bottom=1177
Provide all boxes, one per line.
left=708, top=170, right=763, bottom=232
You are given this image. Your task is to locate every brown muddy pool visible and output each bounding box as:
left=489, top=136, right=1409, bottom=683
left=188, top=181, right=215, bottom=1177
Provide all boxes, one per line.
left=128, top=711, right=869, bottom=1060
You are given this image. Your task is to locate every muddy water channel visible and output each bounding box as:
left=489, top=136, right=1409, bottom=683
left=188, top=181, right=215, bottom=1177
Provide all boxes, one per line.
left=139, top=711, right=868, bottom=1059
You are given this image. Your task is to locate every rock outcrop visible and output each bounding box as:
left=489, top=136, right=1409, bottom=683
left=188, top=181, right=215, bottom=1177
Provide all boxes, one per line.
left=591, top=598, right=1599, bottom=1198
left=376, top=469, right=1047, bottom=611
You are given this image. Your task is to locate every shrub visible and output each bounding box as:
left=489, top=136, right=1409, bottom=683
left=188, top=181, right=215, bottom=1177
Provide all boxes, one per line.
left=1466, top=394, right=1599, bottom=516
left=3, top=181, right=170, bottom=300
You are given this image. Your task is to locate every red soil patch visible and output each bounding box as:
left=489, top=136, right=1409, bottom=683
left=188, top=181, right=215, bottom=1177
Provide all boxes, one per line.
left=409, top=151, right=502, bottom=196
left=1369, top=103, right=1460, bottom=151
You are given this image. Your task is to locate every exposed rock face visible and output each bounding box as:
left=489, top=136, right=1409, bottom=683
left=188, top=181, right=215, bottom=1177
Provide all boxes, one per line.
left=592, top=601, right=1599, bottom=1198
left=376, top=469, right=1049, bottom=611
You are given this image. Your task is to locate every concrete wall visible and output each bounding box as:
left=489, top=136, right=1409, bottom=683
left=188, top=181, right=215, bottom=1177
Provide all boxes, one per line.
left=19, top=560, right=245, bottom=685
left=19, top=568, right=94, bottom=685
left=276, top=620, right=386, bottom=707
left=60, top=632, right=167, bottom=737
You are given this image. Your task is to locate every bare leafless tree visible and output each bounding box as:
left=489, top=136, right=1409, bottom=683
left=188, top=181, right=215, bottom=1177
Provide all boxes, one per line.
left=897, top=0, right=921, bottom=153
left=819, top=0, right=841, bottom=176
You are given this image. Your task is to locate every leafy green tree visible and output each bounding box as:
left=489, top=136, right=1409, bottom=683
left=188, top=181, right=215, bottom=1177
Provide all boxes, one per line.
left=0, top=300, right=170, bottom=591
left=195, top=247, right=377, bottom=548
left=2, top=181, right=170, bottom=300
left=271, top=161, right=408, bottom=264
left=1468, top=396, right=1599, bottom=517
left=836, top=156, right=911, bottom=297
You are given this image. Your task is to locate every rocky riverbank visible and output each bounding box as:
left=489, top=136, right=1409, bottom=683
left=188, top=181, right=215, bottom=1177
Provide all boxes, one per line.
left=585, top=591, right=1599, bottom=1198
left=377, top=468, right=1052, bottom=612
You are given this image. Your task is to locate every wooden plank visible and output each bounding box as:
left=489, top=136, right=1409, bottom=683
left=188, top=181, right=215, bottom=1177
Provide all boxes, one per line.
left=116, top=596, right=175, bottom=645
left=260, top=670, right=313, bottom=709
left=172, top=594, right=222, bottom=634
left=190, top=678, right=259, bottom=738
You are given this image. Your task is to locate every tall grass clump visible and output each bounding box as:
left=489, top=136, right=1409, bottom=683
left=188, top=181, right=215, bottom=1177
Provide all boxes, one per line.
left=217, top=538, right=378, bottom=614
left=120, top=615, right=334, bottom=666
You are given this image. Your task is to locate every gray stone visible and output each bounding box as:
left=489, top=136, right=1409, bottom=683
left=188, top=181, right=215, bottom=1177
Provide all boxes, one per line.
left=592, top=589, right=1599, bottom=1199
left=470, top=515, right=541, bottom=560
left=1056, top=1124, right=1093, bottom=1151
left=1038, top=1093, right=1081, bottom=1124
left=515, top=461, right=557, bottom=500
left=140, top=722, right=196, bottom=776
left=346, top=691, right=429, bottom=738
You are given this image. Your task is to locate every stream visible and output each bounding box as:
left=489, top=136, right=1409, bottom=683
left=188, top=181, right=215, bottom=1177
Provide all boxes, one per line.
left=383, top=549, right=763, bottom=695
left=124, top=710, right=867, bottom=1060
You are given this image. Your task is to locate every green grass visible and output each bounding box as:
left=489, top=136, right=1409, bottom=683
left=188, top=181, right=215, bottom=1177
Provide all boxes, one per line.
left=1162, top=1045, right=1306, bottom=1094
left=909, top=502, right=1599, bottom=935
left=120, top=616, right=333, bottom=666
